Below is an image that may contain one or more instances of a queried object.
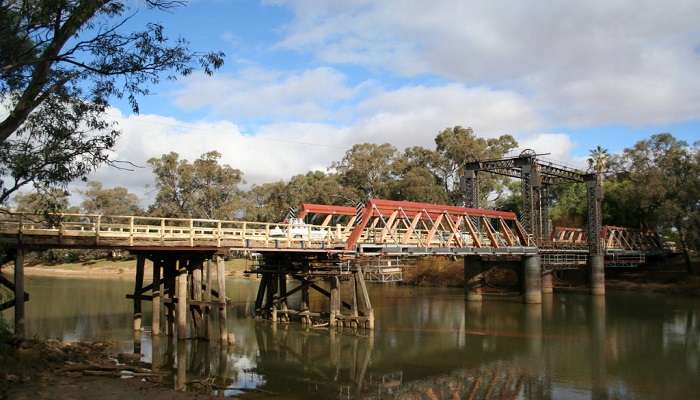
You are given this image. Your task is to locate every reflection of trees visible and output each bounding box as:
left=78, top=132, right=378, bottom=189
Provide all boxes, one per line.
left=390, top=365, right=534, bottom=400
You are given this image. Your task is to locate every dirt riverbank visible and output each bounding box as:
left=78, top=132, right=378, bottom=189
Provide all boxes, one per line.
left=1, top=258, right=251, bottom=280
left=402, top=257, right=700, bottom=296
left=0, top=339, right=213, bottom=399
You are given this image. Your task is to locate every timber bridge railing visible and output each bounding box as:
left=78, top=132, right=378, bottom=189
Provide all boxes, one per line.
left=0, top=199, right=537, bottom=255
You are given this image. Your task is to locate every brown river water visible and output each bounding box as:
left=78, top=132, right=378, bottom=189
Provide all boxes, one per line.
left=3, top=276, right=699, bottom=399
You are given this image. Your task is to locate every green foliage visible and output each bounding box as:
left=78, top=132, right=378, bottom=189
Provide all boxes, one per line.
left=433, top=126, right=518, bottom=205
left=80, top=181, right=141, bottom=215
left=549, top=183, right=587, bottom=227
left=148, top=151, right=243, bottom=219
left=0, top=0, right=224, bottom=204
left=245, top=172, right=355, bottom=222
left=332, top=143, right=398, bottom=200
left=12, top=188, right=73, bottom=214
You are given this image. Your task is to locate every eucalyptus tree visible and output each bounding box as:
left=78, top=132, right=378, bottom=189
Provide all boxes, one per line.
left=434, top=126, right=518, bottom=205
left=79, top=181, right=141, bottom=215
left=148, top=151, right=243, bottom=219
left=0, top=0, right=224, bottom=204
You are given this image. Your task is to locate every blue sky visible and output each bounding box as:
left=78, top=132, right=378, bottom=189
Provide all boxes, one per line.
left=89, top=0, right=700, bottom=197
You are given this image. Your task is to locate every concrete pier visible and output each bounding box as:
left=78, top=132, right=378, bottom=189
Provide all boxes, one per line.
left=589, top=254, right=605, bottom=295
left=463, top=256, right=484, bottom=302
left=541, top=270, right=554, bottom=294
left=523, top=255, right=542, bottom=304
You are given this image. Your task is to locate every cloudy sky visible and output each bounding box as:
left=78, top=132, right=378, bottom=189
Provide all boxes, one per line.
left=88, top=0, right=700, bottom=203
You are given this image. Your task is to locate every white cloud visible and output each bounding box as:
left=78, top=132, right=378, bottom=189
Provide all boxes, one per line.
left=86, top=79, right=567, bottom=206
left=173, top=66, right=359, bottom=121
left=271, top=0, right=700, bottom=126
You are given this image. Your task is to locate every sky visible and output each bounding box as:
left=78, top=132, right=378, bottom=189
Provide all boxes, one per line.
left=83, top=0, right=700, bottom=203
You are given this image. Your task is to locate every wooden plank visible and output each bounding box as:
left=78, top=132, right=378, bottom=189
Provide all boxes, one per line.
left=216, top=256, right=228, bottom=343
left=133, top=255, right=145, bottom=331
left=152, top=259, right=161, bottom=335
left=176, top=265, right=188, bottom=340
left=14, top=247, right=24, bottom=337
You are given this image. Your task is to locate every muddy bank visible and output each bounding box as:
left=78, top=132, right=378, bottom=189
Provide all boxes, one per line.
left=0, top=339, right=212, bottom=399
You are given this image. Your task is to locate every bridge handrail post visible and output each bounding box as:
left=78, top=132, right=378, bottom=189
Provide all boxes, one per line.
left=128, top=216, right=134, bottom=246
left=265, top=223, right=270, bottom=247
left=160, top=218, right=165, bottom=245
left=189, top=219, right=194, bottom=247
left=217, top=220, right=222, bottom=247
left=242, top=222, right=247, bottom=241
left=286, top=221, right=292, bottom=247
left=307, top=224, right=312, bottom=246
left=95, top=215, right=101, bottom=245
left=17, top=213, right=23, bottom=236
left=58, top=213, right=64, bottom=241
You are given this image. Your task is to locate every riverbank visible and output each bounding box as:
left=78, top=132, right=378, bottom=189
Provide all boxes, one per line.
left=402, top=257, right=700, bottom=296
left=4, top=257, right=699, bottom=296
left=0, top=338, right=212, bottom=399
left=1, top=258, right=251, bottom=280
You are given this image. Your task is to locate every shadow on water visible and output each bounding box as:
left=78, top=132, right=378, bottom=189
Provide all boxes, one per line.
left=3, top=276, right=700, bottom=399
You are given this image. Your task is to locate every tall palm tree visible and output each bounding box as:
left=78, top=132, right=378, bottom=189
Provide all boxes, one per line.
left=587, top=145, right=609, bottom=174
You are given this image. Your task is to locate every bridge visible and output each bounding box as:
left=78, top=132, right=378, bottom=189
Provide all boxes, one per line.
left=0, top=151, right=670, bottom=340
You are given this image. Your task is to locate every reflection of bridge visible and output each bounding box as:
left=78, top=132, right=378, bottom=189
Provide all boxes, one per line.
left=0, top=151, right=671, bottom=339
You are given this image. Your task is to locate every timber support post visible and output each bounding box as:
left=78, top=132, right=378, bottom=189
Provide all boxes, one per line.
left=152, top=259, right=161, bottom=335
left=192, top=260, right=205, bottom=338
left=464, top=256, right=483, bottom=302
left=216, top=255, right=229, bottom=344
left=585, top=173, right=605, bottom=296
left=165, top=258, right=176, bottom=336
left=523, top=255, right=543, bottom=304
left=176, top=259, right=188, bottom=340
left=329, top=276, right=340, bottom=327
left=204, top=258, right=213, bottom=339
left=133, top=254, right=145, bottom=331
left=14, top=247, right=25, bottom=338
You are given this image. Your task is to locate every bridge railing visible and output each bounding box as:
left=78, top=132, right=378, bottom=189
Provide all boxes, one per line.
left=0, top=211, right=350, bottom=249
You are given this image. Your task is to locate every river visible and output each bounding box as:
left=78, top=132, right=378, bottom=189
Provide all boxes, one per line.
left=3, top=276, right=699, bottom=399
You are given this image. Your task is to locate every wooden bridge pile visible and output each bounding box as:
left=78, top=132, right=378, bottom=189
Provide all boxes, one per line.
left=247, top=253, right=375, bottom=329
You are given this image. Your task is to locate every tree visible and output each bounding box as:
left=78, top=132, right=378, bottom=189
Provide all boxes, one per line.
left=433, top=126, right=518, bottom=205
left=0, top=1, right=224, bottom=204
left=587, top=145, right=610, bottom=174
left=244, top=171, right=355, bottom=222
left=592, top=134, right=699, bottom=274
left=12, top=188, right=72, bottom=213
left=148, top=151, right=243, bottom=219
left=390, top=146, right=447, bottom=203
left=332, top=143, right=398, bottom=201
left=79, top=181, right=141, bottom=215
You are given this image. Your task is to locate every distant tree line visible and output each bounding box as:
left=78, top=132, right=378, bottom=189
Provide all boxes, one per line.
left=8, top=129, right=700, bottom=271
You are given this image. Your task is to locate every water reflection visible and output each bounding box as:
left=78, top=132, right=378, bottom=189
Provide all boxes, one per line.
left=4, top=277, right=700, bottom=399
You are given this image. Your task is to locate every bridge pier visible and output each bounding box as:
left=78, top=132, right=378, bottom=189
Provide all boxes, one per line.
left=541, top=269, right=554, bottom=294
left=589, top=254, right=605, bottom=296
left=463, top=256, right=483, bottom=302
left=127, top=251, right=231, bottom=344
left=251, top=255, right=374, bottom=329
left=523, top=255, right=542, bottom=304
